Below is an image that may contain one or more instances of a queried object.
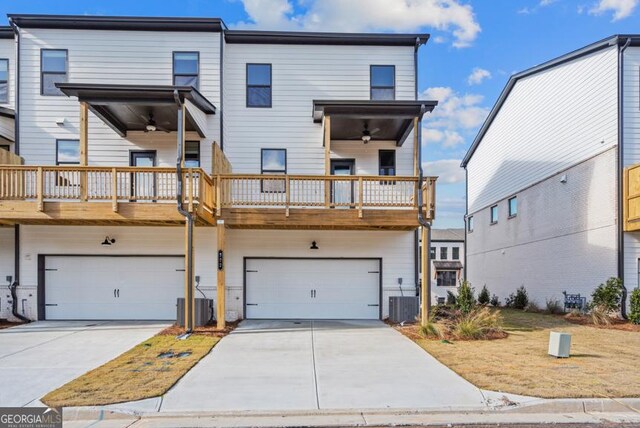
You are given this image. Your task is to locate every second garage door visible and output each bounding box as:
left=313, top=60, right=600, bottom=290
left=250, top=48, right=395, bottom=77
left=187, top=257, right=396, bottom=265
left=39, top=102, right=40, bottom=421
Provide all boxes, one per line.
left=245, top=258, right=381, bottom=319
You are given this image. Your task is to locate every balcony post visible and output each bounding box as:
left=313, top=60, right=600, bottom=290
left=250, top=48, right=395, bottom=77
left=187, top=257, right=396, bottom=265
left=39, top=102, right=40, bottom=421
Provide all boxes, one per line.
left=285, top=175, right=290, bottom=217
left=358, top=176, right=363, bottom=218
left=216, top=219, right=226, bottom=330
left=420, top=225, right=431, bottom=326
left=79, top=102, right=89, bottom=201
left=111, top=168, right=118, bottom=212
left=324, top=115, right=331, bottom=208
left=36, top=167, right=43, bottom=212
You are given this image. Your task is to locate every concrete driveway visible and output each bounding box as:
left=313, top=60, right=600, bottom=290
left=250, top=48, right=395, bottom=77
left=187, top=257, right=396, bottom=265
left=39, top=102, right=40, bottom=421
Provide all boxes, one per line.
left=161, top=320, right=487, bottom=411
left=0, top=321, right=167, bottom=407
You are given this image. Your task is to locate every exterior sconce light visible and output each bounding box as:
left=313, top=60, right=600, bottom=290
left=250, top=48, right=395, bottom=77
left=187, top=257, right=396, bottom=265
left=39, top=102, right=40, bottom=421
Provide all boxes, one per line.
left=101, top=236, right=116, bottom=246
left=310, top=241, right=319, bottom=250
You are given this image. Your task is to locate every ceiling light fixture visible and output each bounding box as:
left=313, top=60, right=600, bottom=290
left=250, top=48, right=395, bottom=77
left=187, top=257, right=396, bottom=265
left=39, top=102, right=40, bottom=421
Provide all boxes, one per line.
left=310, top=241, right=319, bottom=250
left=101, top=236, right=116, bottom=246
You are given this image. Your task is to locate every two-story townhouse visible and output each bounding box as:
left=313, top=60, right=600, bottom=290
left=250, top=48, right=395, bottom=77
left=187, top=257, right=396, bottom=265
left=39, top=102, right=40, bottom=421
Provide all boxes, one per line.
left=417, top=227, right=465, bottom=304
left=0, top=15, right=438, bottom=328
left=462, top=35, right=640, bottom=314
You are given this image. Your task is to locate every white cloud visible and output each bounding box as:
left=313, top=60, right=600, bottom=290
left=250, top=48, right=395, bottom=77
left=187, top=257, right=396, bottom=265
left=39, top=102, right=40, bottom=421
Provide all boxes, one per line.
left=422, top=159, right=465, bottom=184
left=589, top=0, right=638, bottom=20
left=517, top=7, right=532, bottom=14
left=433, top=35, right=446, bottom=44
left=423, top=86, right=489, bottom=131
left=539, top=0, right=557, bottom=5
left=234, top=0, right=482, bottom=48
left=467, top=67, right=491, bottom=85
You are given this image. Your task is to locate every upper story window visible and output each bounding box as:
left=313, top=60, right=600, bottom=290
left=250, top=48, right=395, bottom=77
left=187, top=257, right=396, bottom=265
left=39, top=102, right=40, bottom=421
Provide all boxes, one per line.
left=440, top=247, right=448, bottom=260
left=41, top=50, right=67, bottom=96
left=490, top=205, right=498, bottom=224
left=173, top=52, right=199, bottom=89
left=0, top=59, right=8, bottom=103
left=379, top=150, right=396, bottom=176
left=467, top=215, right=474, bottom=232
left=56, top=139, right=79, bottom=165
left=508, top=196, right=518, bottom=218
left=452, top=247, right=460, bottom=260
left=370, top=65, right=395, bottom=100
left=247, top=64, right=272, bottom=108
left=261, top=148, right=286, bottom=192
left=184, top=141, right=200, bottom=167
left=429, top=247, right=436, bottom=259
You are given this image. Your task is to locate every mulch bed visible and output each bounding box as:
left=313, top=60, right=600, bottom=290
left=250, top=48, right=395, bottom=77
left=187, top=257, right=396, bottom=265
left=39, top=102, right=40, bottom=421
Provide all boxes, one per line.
left=0, top=320, right=23, bottom=330
left=160, top=320, right=240, bottom=338
left=564, top=314, right=640, bottom=332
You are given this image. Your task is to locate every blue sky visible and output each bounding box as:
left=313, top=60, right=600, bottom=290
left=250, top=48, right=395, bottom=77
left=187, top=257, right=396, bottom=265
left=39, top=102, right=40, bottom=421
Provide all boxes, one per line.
left=1, top=0, right=639, bottom=228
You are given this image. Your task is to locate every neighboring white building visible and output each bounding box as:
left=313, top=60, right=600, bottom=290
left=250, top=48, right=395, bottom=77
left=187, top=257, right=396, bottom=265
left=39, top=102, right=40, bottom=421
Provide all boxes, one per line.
left=418, top=228, right=465, bottom=304
left=0, top=15, right=438, bottom=323
left=462, top=35, right=639, bottom=312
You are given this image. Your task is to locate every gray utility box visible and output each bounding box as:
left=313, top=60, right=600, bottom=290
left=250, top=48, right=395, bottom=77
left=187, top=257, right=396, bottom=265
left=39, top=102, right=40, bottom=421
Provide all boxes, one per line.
left=388, top=296, right=419, bottom=324
left=548, top=331, right=572, bottom=358
left=177, top=298, right=213, bottom=327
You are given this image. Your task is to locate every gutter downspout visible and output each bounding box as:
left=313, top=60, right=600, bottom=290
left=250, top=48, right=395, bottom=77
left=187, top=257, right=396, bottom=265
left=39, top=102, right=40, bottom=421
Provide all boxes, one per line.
left=618, top=37, right=631, bottom=319
left=174, top=90, right=195, bottom=332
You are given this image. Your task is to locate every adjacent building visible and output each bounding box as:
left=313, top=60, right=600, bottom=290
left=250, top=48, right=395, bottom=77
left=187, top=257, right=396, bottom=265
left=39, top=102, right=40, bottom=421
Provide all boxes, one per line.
left=462, top=35, right=640, bottom=312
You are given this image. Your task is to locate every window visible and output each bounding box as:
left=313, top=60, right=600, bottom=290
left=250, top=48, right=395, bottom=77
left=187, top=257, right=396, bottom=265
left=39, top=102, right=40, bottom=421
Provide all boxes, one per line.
left=261, top=148, right=286, bottom=192
left=437, top=271, right=457, bottom=287
left=173, top=52, right=199, bottom=89
left=184, top=141, right=200, bottom=167
left=452, top=247, right=460, bottom=260
left=56, top=139, right=79, bottom=186
left=467, top=215, right=474, bottom=232
left=247, top=64, right=272, bottom=107
left=490, top=205, right=498, bottom=224
left=370, top=65, right=395, bottom=100
left=508, top=196, right=518, bottom=218
left=41, top=50, right=67, bottom=96
left=0, top=59, right=7, bottom=103
left=429, top=247, right=436, bottom=260
left=440, top=247, right=448, bottom=260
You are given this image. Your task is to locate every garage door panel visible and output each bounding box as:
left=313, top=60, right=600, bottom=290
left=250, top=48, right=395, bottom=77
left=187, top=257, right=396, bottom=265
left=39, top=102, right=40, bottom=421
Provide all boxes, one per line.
left=246, top=259, right=380, bottom=320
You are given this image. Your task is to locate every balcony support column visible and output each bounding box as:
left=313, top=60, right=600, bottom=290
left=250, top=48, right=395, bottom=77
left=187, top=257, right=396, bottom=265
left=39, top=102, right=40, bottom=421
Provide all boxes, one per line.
left=79, top=102, right=89, bottom=201
left=324, top=115, right=331, bottom=208
left=420, top=224, right=431, bottom=326
left=216, top=219, right=226, bottom=330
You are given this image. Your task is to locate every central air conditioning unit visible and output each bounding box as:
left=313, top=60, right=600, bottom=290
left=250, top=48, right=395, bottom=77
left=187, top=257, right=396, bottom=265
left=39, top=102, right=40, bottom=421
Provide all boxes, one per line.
left=388, top=296, right=419, bottom=324
left=176, top=298, right=214, bottom=327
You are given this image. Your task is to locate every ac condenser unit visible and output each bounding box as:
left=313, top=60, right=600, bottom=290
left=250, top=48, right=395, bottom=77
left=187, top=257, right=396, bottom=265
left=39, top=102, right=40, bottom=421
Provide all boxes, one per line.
left=388, top=296, right=419, bottom=324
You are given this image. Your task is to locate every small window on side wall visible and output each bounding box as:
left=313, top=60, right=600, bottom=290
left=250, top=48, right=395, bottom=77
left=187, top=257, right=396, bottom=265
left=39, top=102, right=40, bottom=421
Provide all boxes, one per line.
left=508, top=196, right=518, bottom=218
left=261, top=148, right=286, bottom=192
left=370, top=65, right=395, bottom=100
left=247, top=64, right=272, bottom=108
left=0, top=59, right=8, bottom=103
left=173, top=52, right=199, bottom=89
left=184, top=141, right=200, bottom=167
left=429, top=247, right=436, bottom=260
left=467, top=215, right=474, bottom=232
left=490, top=205, right=498, bottom=224
left=41, top=50, right=67, bottom=96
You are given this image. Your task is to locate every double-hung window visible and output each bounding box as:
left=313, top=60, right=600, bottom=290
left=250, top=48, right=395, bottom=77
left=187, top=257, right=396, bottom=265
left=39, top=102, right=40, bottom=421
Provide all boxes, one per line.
left=247, top=64, right=272, bottom=108
left=379, top=150, right=396, bottom=184
left=173, top=52, right=199, bottom=88
left=0, top=59, right=8, bottom=103
left=56, top=139, right=80, bottom=186
left=467, top=215, right=474, bottom=232
left=370, top=65, right=395, bottom=100
left=490, top=205, right=499, bottom=224
left=429, top=247, right=436, bottom=260
left=452, top=247, right=460, bottom=260
left=440, top=247, right=448, bottom=260
left=437, top=271, right=457, bottom=287
left=41, top=50, right=67, bottom=96
left=508, top=196, right=518, bottom=218
left=184, top=141, right=200, bottom=167
left=261, top=148, right=286, bottom=192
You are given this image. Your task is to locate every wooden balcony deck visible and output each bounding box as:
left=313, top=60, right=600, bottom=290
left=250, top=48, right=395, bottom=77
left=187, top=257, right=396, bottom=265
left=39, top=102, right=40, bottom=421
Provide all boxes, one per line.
left=0, top=166, right=436, bottom=229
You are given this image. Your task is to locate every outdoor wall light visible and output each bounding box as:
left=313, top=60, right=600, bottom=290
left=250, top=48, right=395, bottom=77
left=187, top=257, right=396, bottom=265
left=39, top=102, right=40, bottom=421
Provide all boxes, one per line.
left=310, top=241, right=319, bottom=250
left=101, top=236, right=116, bottom=246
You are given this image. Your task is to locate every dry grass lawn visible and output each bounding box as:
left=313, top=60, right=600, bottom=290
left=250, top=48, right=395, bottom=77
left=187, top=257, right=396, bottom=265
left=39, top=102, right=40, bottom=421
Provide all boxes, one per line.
left=401, top=309, right=640, bottom=398
left=42, top=333, right=218, bottom=407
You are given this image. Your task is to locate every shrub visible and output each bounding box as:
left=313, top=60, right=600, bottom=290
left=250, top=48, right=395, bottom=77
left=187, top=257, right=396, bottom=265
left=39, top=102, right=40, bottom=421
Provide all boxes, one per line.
left=505, top=286, right=529, bottom=310
left=449, top=306, right=504, bottom=340
left=545, top=299, right=564, bottom=315
left=490, top=294, right=500, bottom=307
left=524, top=300, right=540, bottom=313
left=590, top=277, right=624, bottom=314
left=629, top=288, right=640, bottom=325
left=446, top=290, right=457, bottom=306
left=457, top=280, right=476, bottom=314
left=478, top=285, right=490, bottom=305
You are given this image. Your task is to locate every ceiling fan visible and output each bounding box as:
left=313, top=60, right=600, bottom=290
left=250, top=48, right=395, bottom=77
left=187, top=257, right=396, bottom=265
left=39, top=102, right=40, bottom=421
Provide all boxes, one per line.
left=140, top=112, right=170, bottom=133
left=349, top=122, right=380, bottom=143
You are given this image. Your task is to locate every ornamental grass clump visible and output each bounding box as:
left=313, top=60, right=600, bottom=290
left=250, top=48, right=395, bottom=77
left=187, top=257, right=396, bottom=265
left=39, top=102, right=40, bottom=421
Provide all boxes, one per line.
left=449, top=306, right=505, bottom=340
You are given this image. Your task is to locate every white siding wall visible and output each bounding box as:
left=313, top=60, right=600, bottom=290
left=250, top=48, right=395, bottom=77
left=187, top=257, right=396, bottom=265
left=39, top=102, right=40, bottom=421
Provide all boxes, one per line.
left=0, top=37, right=16, bottom=108
left=18, top=29, right=221, bottom=171
left=622, top=47, right=640, bottom=295
left=0, top=228, right=14, bottom=320
left=467, top=148, right=618, bottom=306
left=467, top=46, right=619, bottom=213
left=223, top=43, right=416, bottom=175
left=429, top=240, right=464, bottom=303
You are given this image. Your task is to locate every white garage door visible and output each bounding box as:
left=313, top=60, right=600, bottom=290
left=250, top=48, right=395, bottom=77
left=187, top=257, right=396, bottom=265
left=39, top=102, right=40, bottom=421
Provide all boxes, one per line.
left=245, top=258, right=380, bottom=319
left=44, top=256, right=184, bottom=320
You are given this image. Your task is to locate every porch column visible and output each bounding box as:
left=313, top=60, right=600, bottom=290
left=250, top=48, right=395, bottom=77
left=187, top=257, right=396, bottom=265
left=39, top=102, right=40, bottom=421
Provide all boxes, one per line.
left=216, top=219, right=226, bottom=330
left=184, top=218, right=195, bottom=330
left=324, top=115, right=331, bottom=207
left=79, top=102, right=89, bottom=201
left=420, top=224, right=431, bottom=326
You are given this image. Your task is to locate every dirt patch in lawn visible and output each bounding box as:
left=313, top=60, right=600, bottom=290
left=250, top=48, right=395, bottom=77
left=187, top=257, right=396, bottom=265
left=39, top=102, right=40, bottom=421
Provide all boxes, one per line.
left=41, top=324, right=237, bottom=407
left=563, top=314, right=640, bottom=332
left=160, top=320, right=240, bottom=337
left=401, top=309, right=640, bottom=398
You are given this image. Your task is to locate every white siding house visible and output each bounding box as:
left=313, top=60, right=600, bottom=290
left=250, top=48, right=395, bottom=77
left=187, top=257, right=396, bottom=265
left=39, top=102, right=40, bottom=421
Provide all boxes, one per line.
left=463, top=36, right=640, bottom=312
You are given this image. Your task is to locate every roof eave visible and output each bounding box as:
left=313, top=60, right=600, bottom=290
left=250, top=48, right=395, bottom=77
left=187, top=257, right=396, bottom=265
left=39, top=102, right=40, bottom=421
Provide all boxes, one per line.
left=225, top=30, right=429, bottom=46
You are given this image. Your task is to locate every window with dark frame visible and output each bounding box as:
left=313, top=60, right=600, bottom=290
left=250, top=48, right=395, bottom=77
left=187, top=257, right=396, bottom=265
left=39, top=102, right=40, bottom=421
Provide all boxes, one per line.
left=0, top=59, right=8, bottom=103
left=247, top=64, right=272, bottom=108
left=436, top=271, right=457, bottom=287
left=430, top=247, right=436, bottom=260
left=468, top=215, right=474, bottom=232
left=440, top=247, right=448, bottom=260
left=508, top=196, right=518, bottom=218
left=261, top=148, right=286, bottom=192
left=379, top=150, right=396, bottom=184
left=56, top=139, right=80, bottom=186
left=41, top=50, right=67, bottom=96
left=490, top=205, right=498, bottom=224
left=173, top=52, right=199, bottom=89
left=184, top=141, right=200, bottom=167
left=452, top=247, right=460, bottom=260
left=370, top=65, right=395, bottom=100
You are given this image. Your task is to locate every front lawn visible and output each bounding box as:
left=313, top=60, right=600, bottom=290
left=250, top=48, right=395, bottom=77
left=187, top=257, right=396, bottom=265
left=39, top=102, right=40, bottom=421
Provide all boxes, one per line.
left=398, top=309, right=640, bottom=398
left=42, top=331, right=219, bottom=407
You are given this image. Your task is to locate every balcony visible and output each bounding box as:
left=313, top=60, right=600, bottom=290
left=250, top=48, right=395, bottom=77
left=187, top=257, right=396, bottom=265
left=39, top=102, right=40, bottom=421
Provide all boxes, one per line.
left=0, top=165, right=436, bottom=229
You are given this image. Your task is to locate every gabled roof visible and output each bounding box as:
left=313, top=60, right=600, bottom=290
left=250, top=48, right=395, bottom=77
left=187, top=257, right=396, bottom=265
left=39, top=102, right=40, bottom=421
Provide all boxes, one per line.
left=8, top=14, right=226, bottom=32
left=225, top=30, right=429, bottom=47
left=461, top=34, right=640, bottom=168
left=431, top=228, right=465, bottom=242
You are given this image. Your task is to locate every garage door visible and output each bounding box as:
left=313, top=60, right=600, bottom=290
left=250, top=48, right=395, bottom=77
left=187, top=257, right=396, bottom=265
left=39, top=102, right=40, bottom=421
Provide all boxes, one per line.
left=43, top=256, right=184, bottom=320
left=245, top=258, right=380, bottom=319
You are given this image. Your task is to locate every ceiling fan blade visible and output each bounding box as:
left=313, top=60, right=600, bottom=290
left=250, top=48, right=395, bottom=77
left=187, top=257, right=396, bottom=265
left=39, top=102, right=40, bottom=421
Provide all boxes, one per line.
left=156, top=126, right=171, bottom=133
left=370, top=128, right=381, bottom=135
